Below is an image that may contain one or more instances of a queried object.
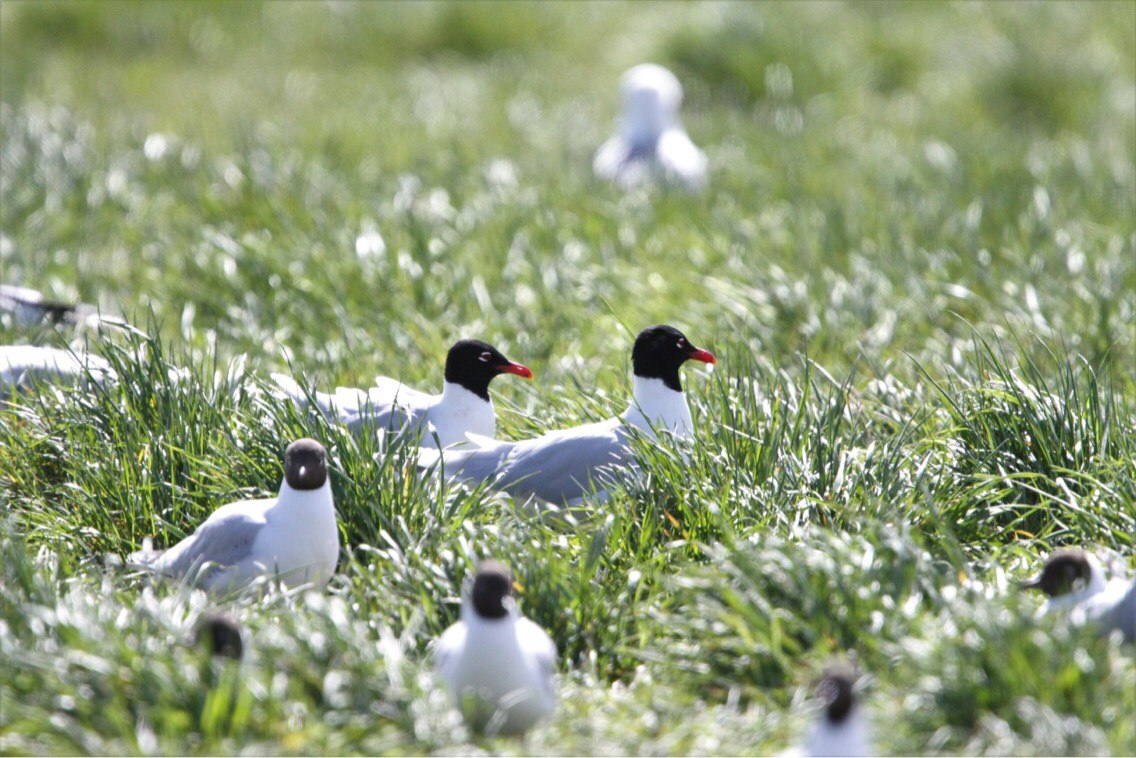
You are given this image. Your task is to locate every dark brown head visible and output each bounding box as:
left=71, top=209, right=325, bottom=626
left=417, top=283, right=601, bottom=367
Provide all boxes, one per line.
left=631, top=325, right=716, bottom=392
left=1021, top=549, right=1094, bottom=598
left=284, top=438, right=328, bottom=491
left=470, top=560, right=514, bottom=620
left=444, top=340, right=533, bottom=402
left=192, top=612, right=244, bottom=660
left=817, top=663, right=857, bottom=724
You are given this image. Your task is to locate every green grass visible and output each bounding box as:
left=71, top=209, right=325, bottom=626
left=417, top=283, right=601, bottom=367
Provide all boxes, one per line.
left=2, top=1, right=1135, bottom=754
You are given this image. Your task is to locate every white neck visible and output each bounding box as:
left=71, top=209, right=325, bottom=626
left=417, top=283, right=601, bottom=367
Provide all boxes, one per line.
left=432, top=381, right=496, bottom=446
left=273, top=480, right=333, bottom=514
left=624, top=111, right=673, bottom=147
left=622, top=375, right=693, bottom=438
left=806, top=710, right=871, bottom=757
left=440, top=380, right=487, bottom=401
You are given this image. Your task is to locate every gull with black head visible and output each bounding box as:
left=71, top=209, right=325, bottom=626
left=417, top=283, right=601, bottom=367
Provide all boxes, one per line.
left=192, top=611, right=245, bottom=661
left=129, top=438, right=340, bottom=595
left=273, top=339, right=532, bottom=449
left=782, top=662, right=872, bottom=757
left=421, top=325, right=715, bottom=506
left=434, top=560, right=557, bottom=736
left=1022, top=548, right=1135, bottom=642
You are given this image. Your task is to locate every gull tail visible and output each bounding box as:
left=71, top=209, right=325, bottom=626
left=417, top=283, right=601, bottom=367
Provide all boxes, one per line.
left=127, top=536, right=165, bottom=570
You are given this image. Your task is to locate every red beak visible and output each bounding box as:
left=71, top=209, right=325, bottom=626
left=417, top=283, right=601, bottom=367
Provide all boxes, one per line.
left=688, top=348, right=716, bottom=365
left=498, top=362, right=534, bottom=379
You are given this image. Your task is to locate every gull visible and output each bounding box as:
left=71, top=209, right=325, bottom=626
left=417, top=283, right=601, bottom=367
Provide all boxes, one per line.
left=272, top=339, right=533, bottom=449
left=192, top=612, right=245, bottom=660
left=783, top=663, right=872, bottom=757
left=594, top=63, right=707, bottom=190
left=1, top=284, right=95, bottom=327
left=129, top=438, right=339, bottom=595
left=421, top=325, right=715, bottom=506
left=434, top=560, right=557, bottom=736
left=1022, top=548, right=1136, bottom=642
left=0, top=344, right=114, bottom=401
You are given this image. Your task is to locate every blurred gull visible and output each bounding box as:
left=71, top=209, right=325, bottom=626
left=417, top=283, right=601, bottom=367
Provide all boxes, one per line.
left=272, top=339, right=533, bottom=449
left=420, top=325, right=715, bottom=506
left=129, top=438, right=340, bottom=595
left=0, top=344, right=114, bottom=401
left=1022, top=548, right=1136, bottom=643
left=192, top=611, right=245, bottom=660
left=1, top=283, right=125, bottom=331
left=434, top=560, right=557, bottom=736
left=783, top=663, right=873, bottom=757
left=594, top=64, right=707, bottom=190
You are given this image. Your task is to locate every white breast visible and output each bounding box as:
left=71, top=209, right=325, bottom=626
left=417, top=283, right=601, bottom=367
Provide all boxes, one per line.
left=425, top=382, right=496, bottom=448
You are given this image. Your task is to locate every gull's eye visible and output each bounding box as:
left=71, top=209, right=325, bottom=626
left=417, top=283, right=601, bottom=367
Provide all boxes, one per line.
left=676, top=338, right=687, bottom=349
left=479, top=351, right=492, bottom=363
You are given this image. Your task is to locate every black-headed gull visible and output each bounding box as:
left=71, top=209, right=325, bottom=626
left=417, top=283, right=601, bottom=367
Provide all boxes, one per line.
left=192, top=612, right=245, bottom=660
left=0, top=344, right=114, bottom=400
left=129, top=438, right=339, bottom=594
left=594, top=63, right=708, bottom=190
left=783, top=663, right=872, bottom=757
left=434, top=560, right=557, bottom=736
left=1022, top=548, right=1135, bottom=642
left=421, top=325, right=715, bottom=506
left=1, top=284, right=94, bottom=327
left=272, top=339, right=533, bottom=449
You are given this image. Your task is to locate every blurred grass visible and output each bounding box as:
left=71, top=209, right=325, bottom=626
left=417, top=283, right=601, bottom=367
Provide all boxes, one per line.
left=1, top=1, right=1135, bottom=755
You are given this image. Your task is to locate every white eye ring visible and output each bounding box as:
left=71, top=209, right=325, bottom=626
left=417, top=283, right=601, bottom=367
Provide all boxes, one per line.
left=676, top=339, right=686, bottom=348
left=479, top=351, right=492, bottom=362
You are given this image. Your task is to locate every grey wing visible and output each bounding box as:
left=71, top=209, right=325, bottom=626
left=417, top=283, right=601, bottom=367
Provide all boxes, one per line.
left=494, top=423, right=631, bottom=505
left=518, top=618, right=558, bottom=699
left=436, top=439, right=516, bottom=483
left=1, top=346, right=110, bottom=399
left=345, top=403, right=428, bottom=439
left=271, top=373, right=340, bottom=421
left=1098, top=580, right=1136, bottom=643
left=147, top=511, right=264, bottom=581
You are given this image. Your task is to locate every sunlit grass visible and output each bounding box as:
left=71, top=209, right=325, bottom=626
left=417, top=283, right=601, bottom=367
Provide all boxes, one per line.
left=1, top=1, right=1134, bottom=754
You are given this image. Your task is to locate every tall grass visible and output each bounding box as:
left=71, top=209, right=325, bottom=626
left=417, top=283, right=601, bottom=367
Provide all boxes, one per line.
left=2, top=1, right=1134, bottom=754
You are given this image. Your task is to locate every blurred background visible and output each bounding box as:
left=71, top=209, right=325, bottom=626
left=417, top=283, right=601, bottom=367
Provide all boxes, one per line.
left=1, top=1, right=1133, bottom=388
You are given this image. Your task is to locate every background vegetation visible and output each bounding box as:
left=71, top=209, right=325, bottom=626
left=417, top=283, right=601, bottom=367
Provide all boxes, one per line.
left=1, top=1, right=1134, bottom=754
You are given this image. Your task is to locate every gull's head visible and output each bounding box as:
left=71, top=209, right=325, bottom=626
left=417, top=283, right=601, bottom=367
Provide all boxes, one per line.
left=192, top=612, right=245, bottom=660
left=620, top=64, right=684, bottom=140
left=284, top=438, right=328, bottom=491
left=817, top=662, right=858, bottom=725
left=1021, top=549, right=1097, bottom=598
left=470, top=560, right=514, bottom=620
left=445, top=339, right=533, bottom=401
left=632, top=324, right=716, bottom=392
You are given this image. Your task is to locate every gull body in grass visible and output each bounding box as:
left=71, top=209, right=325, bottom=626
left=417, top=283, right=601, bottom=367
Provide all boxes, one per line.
left=434, top=560, right=557, bottom=736
left=0, top=344, right=114, bottom=401
left=594, top=64, right=707, bottom=191
left=272, top=339, right=532, bottom=449
left=420, top=325, right=715, bottom=507
left=129, top=438, right=339, bottom=595
left=1023, top=548, right=1136, bottom=643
